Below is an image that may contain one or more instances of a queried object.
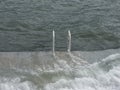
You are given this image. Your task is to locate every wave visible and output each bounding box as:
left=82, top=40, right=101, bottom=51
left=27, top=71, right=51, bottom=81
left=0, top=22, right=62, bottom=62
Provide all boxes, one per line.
left=0, top=77, right=36, bottom=90
left=0, top=49, right=120, bottom=90
left=43, top=53, right=120, bottom=90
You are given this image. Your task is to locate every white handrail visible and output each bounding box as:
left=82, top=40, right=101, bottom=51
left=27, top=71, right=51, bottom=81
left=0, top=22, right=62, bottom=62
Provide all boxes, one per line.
left=68, top=30, right=71, bottom=53
left=52, top=30, right=55, bottom=56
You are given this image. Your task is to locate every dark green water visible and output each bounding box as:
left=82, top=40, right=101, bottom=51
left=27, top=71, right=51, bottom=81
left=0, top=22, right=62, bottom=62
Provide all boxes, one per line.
left=0, top=0, right=120, bottom=51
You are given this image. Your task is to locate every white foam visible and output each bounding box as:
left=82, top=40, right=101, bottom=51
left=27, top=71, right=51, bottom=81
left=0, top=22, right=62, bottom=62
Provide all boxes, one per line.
left=0, top=78, right=37, bottom=90
left=43, top=54, right=120, bottom=90
left=0, top=53, right=120, bottom=90
left=44, top=66, right=120, bottom=90
left=102, top=53, right=120, bottom=62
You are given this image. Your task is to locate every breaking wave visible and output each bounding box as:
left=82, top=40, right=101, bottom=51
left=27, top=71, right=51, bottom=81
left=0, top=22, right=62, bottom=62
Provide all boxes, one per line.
left=0, top=50, right=120, bottom=90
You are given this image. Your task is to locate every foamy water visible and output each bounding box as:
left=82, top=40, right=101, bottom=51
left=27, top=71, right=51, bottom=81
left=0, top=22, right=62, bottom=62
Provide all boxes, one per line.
left=0, top=49, right=120, bottom=90
left=44, top=54, right=120, bottom=90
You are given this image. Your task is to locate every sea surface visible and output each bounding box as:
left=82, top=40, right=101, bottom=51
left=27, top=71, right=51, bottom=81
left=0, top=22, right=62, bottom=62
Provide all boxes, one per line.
left=0, top=0, right=120, bottom=51
left=0, top=0, right=120, bottom=90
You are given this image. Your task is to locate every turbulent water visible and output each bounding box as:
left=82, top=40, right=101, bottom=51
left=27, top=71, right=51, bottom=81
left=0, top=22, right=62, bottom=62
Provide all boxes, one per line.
left=0, top=49, right=120, bottom=90
left=0, top=0, right=120, bottom=90
left=0, top=0, right=120, bottom=51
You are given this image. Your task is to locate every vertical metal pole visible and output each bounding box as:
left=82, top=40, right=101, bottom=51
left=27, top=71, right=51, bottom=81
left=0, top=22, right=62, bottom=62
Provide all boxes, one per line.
left=68, top=30, right=71, bottom=53
left=53, top=30, right=55, bottom=56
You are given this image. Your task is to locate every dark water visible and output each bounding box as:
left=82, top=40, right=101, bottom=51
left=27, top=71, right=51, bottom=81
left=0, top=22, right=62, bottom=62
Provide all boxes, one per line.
left=0, top=0, right=120, bottom=51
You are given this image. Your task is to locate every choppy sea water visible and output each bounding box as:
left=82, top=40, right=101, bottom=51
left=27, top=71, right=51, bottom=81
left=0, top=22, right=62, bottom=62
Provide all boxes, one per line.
left=0, top=0, right=120, bottom=90
left=0, top=48, right=120, bottom=90
left=0, top=0, right=120, bottom=51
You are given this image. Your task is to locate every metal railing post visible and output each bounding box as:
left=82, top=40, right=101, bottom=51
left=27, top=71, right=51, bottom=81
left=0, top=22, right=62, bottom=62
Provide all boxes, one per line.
left=68, top=30, right=71, bottom=53
left=52, top=30, right=55, bottom=56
